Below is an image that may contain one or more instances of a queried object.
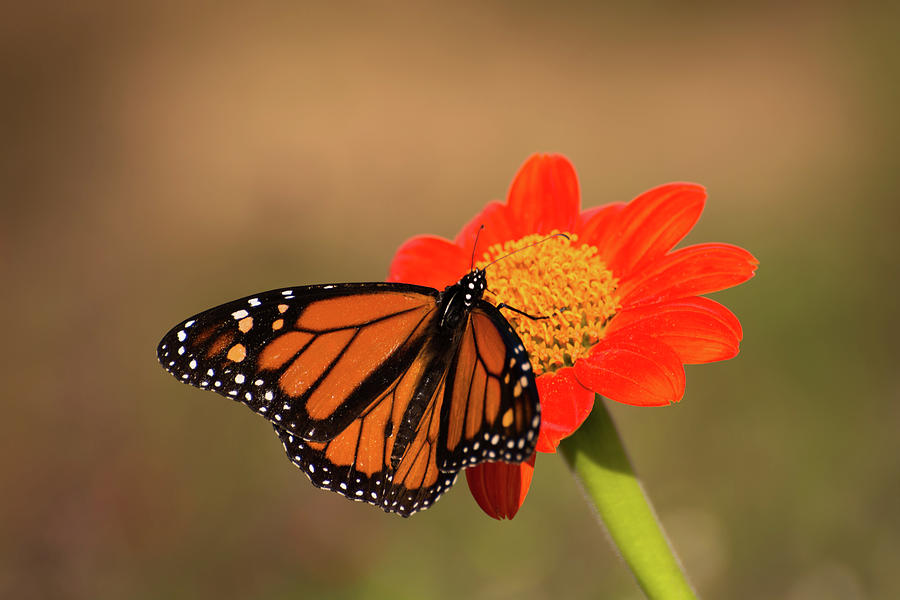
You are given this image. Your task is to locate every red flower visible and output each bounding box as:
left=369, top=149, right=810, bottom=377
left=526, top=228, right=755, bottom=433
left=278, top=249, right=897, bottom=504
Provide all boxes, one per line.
left=388, top=154, right=758, bottom=519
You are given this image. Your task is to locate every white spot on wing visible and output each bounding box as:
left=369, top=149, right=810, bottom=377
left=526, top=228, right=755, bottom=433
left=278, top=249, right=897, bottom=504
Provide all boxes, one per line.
left=231, top=309, right=249, bottom=320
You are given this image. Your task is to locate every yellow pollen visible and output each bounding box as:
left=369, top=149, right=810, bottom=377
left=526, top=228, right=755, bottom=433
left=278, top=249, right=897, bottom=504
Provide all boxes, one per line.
left=476, top=232, right=619, bottom=376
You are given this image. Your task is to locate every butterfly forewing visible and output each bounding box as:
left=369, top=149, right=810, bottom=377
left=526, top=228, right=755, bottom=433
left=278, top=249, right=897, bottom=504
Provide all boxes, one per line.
left=157, top=283, right=439, bottom=441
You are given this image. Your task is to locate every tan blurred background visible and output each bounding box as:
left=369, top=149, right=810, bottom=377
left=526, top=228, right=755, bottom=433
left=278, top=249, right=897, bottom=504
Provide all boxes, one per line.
left=3, top=2, right=898, bottom=599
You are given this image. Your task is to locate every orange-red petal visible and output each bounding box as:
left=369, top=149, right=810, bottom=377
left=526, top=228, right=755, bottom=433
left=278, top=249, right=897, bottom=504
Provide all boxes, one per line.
left=576, top=202, right=626, bottom=247
left=617, top=243, right=759, bottom=309
left=598, top=183, right=706, bottom=278
left=465, top=453, right=536, bottom=520
left=506, top=154, right=580, bottom=236
left=535, top=368, right=595, bottom=453
left=607, top=297, right=743, bottom=364
left=387, top=235, right=468, bottom=289
left=574, top=331, right=686, bottom=407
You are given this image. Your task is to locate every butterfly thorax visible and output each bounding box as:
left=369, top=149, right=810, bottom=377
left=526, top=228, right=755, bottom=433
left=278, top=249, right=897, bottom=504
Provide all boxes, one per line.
left=438, top=269, right=487, bottom=330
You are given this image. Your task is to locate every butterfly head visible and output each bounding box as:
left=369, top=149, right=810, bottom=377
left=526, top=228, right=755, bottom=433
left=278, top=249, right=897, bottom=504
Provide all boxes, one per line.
left=439, top=269, right=487, bottom=329
left=458, top=268, right=487, bottom=308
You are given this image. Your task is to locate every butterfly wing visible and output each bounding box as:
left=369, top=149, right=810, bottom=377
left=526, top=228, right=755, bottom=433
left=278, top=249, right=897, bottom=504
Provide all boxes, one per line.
left=274, top=358, right=455, bottom=516
left=272, top=300, right=542, bottom=516
left=157, top=282, right=439, bottom=442
left=158, top=282, right=463, bottom=516
left=158, top=278, right=541, bottom=517
left=437, top=300, right=541, bottom=471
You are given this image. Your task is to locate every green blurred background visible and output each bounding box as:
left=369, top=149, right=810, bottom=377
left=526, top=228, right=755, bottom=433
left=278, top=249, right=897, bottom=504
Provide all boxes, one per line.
left=3, top=2, right=898, bottom=599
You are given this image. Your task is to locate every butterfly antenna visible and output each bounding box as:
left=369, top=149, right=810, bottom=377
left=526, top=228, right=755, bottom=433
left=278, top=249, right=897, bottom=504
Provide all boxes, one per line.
left=470, top=225, right=484, bottom=270
left=482, top=232, right=569, bottom=270
left=483, top=232, right=570, bottom=321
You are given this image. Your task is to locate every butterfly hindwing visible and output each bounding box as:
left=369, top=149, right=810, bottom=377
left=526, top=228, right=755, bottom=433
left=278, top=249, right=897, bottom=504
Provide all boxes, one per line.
left=272, top=356, right=457, bottom=516
left=437, top=300, right=540, bottom=471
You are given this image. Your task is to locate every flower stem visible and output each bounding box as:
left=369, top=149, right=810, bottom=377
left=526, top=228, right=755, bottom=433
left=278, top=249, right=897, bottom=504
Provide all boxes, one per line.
left=560, top=397, right=698, bottom=600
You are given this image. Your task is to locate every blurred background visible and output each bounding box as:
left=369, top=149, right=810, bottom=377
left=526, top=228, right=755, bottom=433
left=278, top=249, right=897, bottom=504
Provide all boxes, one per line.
left=3, top=2, right=898, bottom=599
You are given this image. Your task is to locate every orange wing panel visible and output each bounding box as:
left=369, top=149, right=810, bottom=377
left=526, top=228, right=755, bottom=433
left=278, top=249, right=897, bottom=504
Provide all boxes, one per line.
left=485, top=378, right=501, bottom=425
left=445, top=325, right=476, bottom=451
left=258, top=331, right=314, bottom=371
left=280, top=329, right=356, bottom=401
left=472, top=312, right=506, bottom=374
left=464, top=363, right=487, bottom=439
left=305, top=310, right=428, bottom=420
left=355, top=395, right=393, bottom=477
left=393, top=378, right=444, bottom=490
left=297, top=292, right=429, bottom=330
left=324, top=419, right=362, bottom=467
left=391, top=355, right=426, bottom=431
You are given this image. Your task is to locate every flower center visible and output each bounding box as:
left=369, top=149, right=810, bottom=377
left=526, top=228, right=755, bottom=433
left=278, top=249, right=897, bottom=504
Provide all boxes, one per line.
left=476, top=232, right=619, bottom=376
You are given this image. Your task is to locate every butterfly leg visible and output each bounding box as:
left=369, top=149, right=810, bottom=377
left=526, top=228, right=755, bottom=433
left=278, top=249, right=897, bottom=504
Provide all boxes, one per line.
left=495, top=303, right=552, bottom=321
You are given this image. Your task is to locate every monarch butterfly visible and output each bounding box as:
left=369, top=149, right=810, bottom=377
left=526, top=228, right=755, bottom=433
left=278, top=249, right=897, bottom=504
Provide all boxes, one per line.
left=157, top=267, right=540, bottom=516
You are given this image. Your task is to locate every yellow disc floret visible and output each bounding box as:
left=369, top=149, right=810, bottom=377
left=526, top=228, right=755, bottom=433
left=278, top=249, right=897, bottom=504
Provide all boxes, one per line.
left=476, top=232, right=619, bottom=376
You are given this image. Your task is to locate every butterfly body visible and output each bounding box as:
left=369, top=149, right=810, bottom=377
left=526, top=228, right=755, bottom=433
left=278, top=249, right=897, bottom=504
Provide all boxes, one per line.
left=158, top=269, right=540, bottom=516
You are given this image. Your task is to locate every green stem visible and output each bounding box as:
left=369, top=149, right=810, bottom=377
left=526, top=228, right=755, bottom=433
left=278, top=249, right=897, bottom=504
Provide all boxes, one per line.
left=560, top=397, right=698, bottom=600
